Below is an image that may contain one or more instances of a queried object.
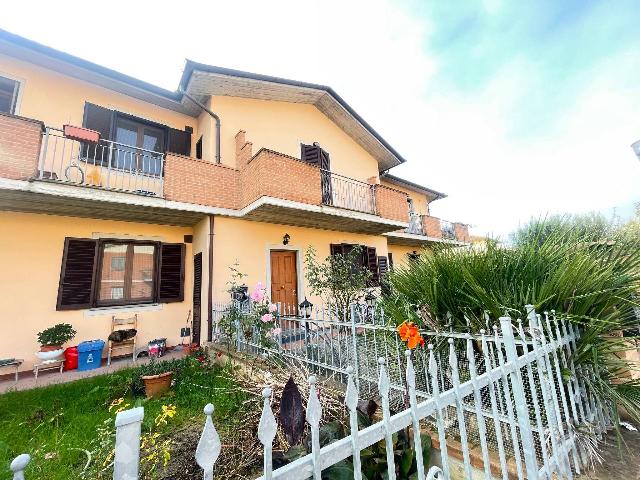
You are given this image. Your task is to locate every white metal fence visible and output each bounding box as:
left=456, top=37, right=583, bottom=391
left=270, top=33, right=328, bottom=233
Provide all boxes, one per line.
left=10, top=306, right=609, bottom=479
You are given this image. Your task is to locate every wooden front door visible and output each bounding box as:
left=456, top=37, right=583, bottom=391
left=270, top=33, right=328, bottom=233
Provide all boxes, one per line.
left=270, top=250, right=298, bottom=314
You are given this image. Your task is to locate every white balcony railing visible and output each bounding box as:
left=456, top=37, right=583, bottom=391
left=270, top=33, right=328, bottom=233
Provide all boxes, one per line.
left=320, top=169, right=376, bottom=215
left=37, top=127, right=164, bottom=197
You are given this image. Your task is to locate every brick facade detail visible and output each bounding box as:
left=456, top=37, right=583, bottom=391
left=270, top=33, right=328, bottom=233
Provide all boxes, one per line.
left=453, top=222, right=470, bottom=243
left=422, top=215, right=443, bottom=238
left=374, top=184, right=409, bottom=222
left=0, top=113, right=43, bottom=180
left=164, top=154, right=239, bottom=209
left=241, top=148, right=321, bottom=207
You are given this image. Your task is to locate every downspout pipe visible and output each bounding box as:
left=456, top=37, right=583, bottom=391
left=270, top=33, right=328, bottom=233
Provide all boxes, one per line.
left=179, top=88, right=221, bottom=164
left=207, top=215, right=215, bottom=342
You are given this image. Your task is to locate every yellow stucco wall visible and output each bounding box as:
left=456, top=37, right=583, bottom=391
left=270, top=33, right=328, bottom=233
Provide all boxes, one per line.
left=211, top=96, right=380, bottom=182
left=211, top=216, right=389, bottom=306
left=0, top=212, right=194, bottom=372
left=387, top=244, right=431, bottom=268
left=380, top=180, right=430, bottom=216
left=0, top=53, right=199, bottom=156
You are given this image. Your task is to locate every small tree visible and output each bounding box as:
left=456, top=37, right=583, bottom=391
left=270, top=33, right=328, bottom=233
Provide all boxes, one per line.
left=304, top=245, right=371, bottom=316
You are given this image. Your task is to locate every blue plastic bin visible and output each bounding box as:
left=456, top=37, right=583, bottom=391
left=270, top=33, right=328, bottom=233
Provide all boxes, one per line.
left=77, top=340, right=105, bottom=371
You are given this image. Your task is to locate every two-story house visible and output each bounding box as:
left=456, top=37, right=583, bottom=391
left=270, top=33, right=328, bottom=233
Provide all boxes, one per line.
left=0, top=29, right=469, bottom=372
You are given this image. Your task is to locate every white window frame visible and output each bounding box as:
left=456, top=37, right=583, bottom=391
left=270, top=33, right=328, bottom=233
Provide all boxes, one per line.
left=0, top=72, right=24, bottom=116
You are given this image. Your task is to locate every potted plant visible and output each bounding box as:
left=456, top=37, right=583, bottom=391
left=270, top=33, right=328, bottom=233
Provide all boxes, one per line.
left=134, top=360, right=177, bottom=398
left=36, top=323, right=76, bottom=361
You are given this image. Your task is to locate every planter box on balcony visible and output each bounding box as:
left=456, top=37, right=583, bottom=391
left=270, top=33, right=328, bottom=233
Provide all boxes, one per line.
left=63, top=125, right=100, bottom=144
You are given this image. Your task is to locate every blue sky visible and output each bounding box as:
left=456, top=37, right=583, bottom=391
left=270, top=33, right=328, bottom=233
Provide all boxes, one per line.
left=2, top=0, right=639, bottom=237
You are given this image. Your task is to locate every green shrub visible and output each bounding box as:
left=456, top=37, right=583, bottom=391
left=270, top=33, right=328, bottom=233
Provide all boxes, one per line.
left=37, top=323, right=77, bottom=346
left=383, top=218, right=640, bottom=424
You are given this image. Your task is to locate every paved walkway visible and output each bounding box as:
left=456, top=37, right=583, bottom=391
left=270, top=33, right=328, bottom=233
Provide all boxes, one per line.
left=0, top=349, right=186, bottom=394
left=579, top=427, right=640, bottom=479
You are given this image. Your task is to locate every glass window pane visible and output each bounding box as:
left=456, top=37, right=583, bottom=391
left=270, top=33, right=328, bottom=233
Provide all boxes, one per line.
left=130, top=245, right=155, bottom=300
left=99, top=244, right=127, bottom=301
left=0, top=76, right=18, bottom=114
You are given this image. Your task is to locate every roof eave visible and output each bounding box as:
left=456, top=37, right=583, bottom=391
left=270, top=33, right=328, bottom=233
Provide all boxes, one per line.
left=181, top=60, right=406, bottom=171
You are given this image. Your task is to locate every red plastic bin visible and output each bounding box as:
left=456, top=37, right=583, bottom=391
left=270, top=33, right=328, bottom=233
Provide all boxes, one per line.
left=64, top=346, right=78, bottom=371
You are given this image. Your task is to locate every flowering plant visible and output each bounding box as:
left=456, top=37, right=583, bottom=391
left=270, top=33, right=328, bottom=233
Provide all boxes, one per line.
left=249, top=282, right=281, bottom=347
left=397, top=321, right=425, bottom=349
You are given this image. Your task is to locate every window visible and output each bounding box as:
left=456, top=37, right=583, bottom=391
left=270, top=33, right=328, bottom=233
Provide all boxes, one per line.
left=0, top=75, right=19, bottom=114
left=330, top=243, right=380, bottom=286
left=113, top=117, right=165, bottom=175
left=111, top=287, right=124, bottom=300
left=195, top=136, right=203, bottom=160
left=97, top=242, right=156, bottom=306
left=56, top=238, right=185, bottom=310
left=111, top=256, right=126, bottom=271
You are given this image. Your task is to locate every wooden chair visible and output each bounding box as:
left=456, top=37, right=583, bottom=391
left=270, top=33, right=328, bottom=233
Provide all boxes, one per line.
left=107, top=315, right=138, bottom=366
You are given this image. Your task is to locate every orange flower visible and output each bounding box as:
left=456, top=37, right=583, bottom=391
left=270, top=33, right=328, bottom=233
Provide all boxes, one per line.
left=397, top=321, right=424, bottom=350
left=398, top=321, right=411, bottom=341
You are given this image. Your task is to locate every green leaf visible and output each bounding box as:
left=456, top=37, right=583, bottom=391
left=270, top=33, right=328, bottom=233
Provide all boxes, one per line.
left=283, top=444, right=307, bottom=462
left=322, top=460, right=354, bottom=480
left=399, top=448, right=414, bottom=477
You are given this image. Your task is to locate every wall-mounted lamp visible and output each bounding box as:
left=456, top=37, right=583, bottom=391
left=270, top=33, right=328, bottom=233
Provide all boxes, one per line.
left=283, top=233, right=291, bottom=245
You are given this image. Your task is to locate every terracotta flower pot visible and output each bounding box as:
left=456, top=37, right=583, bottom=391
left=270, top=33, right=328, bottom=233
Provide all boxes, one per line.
left=63, top=124, right=101, bottom=144
left=142, top=371, right=174, bottom=398
left=40, top=344, right=62, bottom=352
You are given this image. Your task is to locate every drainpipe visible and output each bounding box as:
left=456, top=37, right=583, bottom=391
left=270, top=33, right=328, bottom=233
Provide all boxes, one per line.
left=179, top=88, right=221, bottom=164
left=207, top=215, right=215, bottom=342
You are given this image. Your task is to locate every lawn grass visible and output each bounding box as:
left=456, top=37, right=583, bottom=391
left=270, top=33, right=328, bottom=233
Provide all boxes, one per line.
left=0, top=356, right=247, bottom=480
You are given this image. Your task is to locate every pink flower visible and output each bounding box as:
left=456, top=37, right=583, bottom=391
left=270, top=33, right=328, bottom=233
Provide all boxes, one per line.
left=261, top=313, right=273, bottom=323
left=251, top=282, right=265, bottom=302
left=268, top=303, right=278, bottom=313
left=271, top=327, right=282, bottom=336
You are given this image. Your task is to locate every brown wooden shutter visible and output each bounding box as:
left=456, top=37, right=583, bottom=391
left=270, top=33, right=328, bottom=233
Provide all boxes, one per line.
left=301, top=143, right=331, bottom=169
left=330, top=244, right=344, bottom=256
left=192, top=252, right=202, bottom=344
left=56, top=238, right=98, bottom=310
left=158, top=243, right=185, bottom=303
left=83, top=103, right=114, bottom=139
left=301, top=143, right=321, bottom=165
left=167, top=128, right=191, bottom=156
left=366, top=247, right=379, bottom=286
left=82, top=103, right=114, bottom=163
left=377, top=256, right=389, bottom=276
left=388, top=252, right=394, bottom=271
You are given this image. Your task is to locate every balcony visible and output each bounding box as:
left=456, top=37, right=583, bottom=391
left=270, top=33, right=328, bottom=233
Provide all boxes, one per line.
left=321, top=170, right=376, bottom=215
left=386, top=214, right=470, bottom=246
left=37, top=127, right=165, bottom=197
left=237, top=147, right=410, bottom=234
left=0, top=116, right=412, bottom=233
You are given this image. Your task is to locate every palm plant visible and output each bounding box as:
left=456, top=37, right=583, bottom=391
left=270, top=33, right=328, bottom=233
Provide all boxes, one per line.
left=382, top=217, right=640, bottom=424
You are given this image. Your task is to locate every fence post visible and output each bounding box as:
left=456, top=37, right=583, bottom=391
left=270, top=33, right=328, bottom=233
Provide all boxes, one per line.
left=345, top=366, right=363, bottom=480
left=195, top=403, right=221, bottom=480
left=10, top=454, right=30, bottom=480
left=113, top=406, right=144, bottom=480
left=306, top=376, right=322, bottom=480
left=258, top=388, right=277, bottom=480
left=499, top=316, right=539, bottom=480
left=350, top=304, right=360, bottom=390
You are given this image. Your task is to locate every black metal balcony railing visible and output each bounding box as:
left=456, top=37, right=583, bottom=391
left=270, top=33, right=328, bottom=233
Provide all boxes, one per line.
left=37, top=127, right=165, bottom=196
left=320, top=169, right=376, bottom=215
